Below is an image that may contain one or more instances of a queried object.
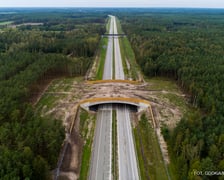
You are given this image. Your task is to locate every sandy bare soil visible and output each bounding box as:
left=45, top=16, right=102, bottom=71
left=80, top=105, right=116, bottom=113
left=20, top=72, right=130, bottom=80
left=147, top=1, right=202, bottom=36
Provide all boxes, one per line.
left=36, top=77, right=187, bottom=179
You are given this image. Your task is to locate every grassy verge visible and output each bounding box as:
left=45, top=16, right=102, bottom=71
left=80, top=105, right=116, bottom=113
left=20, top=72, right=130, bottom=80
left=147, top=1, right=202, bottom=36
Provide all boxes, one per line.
left=133, top=113, right=168, bottom=180
left=96, top=37, right=108, bottom=80
left=145, top=77, right=194, bottom=179
left=118, top=38, right=129, bottom=79
left=95, top=16, right=111, bottom=80
left=119, top=37, right=139, bottom=80
left=115, top=17, right=123, bottom=34
left=123, top=37, right=139, bottom=79
left=106, top=17, right=111, bottom=33
left=115, top=16, right=139, bottom=80
left=0, top=21, right=13, bottom=26
left=36, top=93, right=65, bottom=113
left=47, top=77, right=79, bottom=92
left=79, top=108, right=96, bottom=180
left=112, top=110, right=118, bottom=179
left=35, top=77, right=83, bottom=114
left=146, top=77, right=180, bottom=92
left=146, top=77, right=190, bottom=112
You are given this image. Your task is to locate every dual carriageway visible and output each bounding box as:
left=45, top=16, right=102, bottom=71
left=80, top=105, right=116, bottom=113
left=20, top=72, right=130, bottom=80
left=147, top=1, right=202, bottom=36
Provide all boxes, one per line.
left=88, top=16, right=140, bottom=180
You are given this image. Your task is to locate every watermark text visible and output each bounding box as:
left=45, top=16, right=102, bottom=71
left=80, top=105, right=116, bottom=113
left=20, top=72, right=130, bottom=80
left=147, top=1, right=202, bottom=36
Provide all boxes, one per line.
left=193, top=170, right=224, bottom=176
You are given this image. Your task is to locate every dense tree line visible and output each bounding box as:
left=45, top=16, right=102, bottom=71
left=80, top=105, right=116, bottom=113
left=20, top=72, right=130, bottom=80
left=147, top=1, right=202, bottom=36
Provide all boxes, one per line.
left=0, top=26, right=102, bottom=56
left=119, top=9, right=224, bottom=179
left=0, top=9, right=105, bottom=179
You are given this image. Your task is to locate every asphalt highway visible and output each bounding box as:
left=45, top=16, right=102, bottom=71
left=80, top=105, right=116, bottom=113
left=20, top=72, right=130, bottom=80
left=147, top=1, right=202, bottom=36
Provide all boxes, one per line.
left=89, top=15, right=139, bottom=180
left=112, top=16, right=140, bottom=180
left=89, top=16, right=114, bottom=180
left=89, top=104, right=112, bottom=180
left=117, top=105, right=139, bottom=180
left=103, top=16, right=113, bottom=80
left=113, top=16, right=125, bottom=80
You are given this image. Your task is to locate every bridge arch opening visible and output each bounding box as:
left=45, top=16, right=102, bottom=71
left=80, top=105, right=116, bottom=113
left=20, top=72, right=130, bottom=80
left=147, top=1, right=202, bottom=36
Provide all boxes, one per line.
left=89, top=103, right=138, bottom=112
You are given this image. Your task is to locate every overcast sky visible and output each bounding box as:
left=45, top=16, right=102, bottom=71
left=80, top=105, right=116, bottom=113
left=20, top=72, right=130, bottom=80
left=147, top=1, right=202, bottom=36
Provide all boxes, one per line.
left=0, top=0, right=224, bottom=8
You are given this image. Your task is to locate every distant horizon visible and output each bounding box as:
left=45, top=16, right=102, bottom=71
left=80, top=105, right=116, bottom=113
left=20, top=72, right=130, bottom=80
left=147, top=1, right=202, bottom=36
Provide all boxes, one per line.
left=1, top=7, right=224, bottom=9
left=0, top=0, right=224, bottom=9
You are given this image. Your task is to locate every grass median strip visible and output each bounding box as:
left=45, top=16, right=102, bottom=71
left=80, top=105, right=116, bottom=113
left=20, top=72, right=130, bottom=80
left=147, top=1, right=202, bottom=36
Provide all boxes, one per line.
left=113, top=37, right=115, bottom=79
left=112, top=110, right=118, bottom=180
left=96, top=37, right=108, bottom=80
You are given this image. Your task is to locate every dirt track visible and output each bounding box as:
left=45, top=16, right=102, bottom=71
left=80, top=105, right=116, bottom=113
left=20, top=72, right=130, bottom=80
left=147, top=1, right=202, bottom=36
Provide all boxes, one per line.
left=37, top=78, right=187, bottom=179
